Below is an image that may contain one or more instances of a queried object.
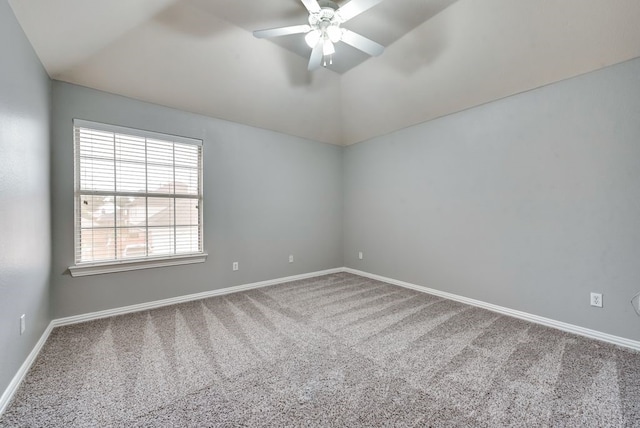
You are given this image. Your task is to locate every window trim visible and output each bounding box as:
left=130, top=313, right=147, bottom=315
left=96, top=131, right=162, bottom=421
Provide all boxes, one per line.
left=69, top=253, right=207, bottom=277
left=70, top=119, right=206, bottom=276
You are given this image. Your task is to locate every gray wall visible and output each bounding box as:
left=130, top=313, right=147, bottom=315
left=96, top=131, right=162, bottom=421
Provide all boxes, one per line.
left=344, top=58, right=640, bottom=341
left=51, top=82, right=344, bottom=318
left=0, top=2, right=51, bottom=396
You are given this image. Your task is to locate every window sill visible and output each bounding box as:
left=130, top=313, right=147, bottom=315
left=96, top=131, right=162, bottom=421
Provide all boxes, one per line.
left=68, top=253, right=208, bottom=277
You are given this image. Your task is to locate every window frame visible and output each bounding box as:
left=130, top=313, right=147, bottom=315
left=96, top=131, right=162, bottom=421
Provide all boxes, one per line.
left=69, top=119, right=207, bottom=277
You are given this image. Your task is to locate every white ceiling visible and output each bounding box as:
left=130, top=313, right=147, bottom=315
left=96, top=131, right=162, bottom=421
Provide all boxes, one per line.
left=8, top=0, right=640, bottom=145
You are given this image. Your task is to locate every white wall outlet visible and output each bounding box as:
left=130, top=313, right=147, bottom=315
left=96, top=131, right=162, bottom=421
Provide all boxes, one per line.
left=590, top=292, right=603, bottom=308
left=232, top=262, right=239, bottom=271
left=358, top=251, right=363, bottom=260
left=289, top=255, right=294, bottom=263
left=20, top=314, right=26, bottom=335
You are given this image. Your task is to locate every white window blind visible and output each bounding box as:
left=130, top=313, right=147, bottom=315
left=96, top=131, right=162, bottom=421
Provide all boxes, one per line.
left=73, top=120, right=203, bottom=267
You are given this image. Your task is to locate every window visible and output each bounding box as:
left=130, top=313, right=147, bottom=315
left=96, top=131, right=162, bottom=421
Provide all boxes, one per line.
left=69, top=120, right=206, bottom=277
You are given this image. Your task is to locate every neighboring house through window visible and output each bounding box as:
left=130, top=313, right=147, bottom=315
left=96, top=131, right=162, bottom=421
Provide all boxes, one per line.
left=69, top=120, right=206, bottom=277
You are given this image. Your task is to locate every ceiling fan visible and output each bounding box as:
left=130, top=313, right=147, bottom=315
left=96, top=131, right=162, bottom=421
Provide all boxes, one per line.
left=253, top=0, right=385, bottom=71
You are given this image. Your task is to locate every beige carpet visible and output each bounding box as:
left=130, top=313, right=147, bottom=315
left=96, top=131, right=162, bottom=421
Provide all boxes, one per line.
left=1, top=272, right=639, bottom=427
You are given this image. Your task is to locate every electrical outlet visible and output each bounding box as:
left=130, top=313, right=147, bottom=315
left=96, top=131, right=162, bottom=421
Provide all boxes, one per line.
left=590, top=292, right=603, bottom=308
left=289, top=255, right=294, bottom=263
left=232, top=262, right=239, bottom=271
left=358, top=251, right=363, bottom=260
left=20, top=314, right=26, bottom=335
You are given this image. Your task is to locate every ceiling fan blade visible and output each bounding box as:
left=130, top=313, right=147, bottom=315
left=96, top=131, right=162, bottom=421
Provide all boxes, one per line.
left=253, top=25, right=311, bottom=39
left=308, top=41, right=323, bottom=71
left=341, top=30, right=384, bottom=56
left=336, top=0, right=384, bottom=22
left=300, top=0, right=321, bottom=14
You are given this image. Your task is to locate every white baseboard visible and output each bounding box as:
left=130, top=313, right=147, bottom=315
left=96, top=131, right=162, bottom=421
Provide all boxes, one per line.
left=0, top=322, right=54, bottom=415
left=344, top=267, right=640, bottom=352
left=0, top=267, right=342, bottom=416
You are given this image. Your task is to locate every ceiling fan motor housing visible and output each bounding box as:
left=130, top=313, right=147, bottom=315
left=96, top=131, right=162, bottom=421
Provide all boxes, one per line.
left=309, top=2, right=340, bottom=25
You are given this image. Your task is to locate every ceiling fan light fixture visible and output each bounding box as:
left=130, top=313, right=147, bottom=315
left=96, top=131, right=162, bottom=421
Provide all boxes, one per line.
left=323, top=39, right=335, bottom=55
left=305, top=29, right=322, bottom=48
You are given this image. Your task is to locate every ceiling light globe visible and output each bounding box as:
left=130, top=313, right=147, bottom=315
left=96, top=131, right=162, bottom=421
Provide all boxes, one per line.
left=305, top=30, right=321, bottom=48
left=323, top=39, right=335, bottom=56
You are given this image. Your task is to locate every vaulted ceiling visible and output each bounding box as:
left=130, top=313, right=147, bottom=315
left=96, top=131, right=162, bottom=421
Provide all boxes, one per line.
left=9, top=0, right=640, bottom=145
